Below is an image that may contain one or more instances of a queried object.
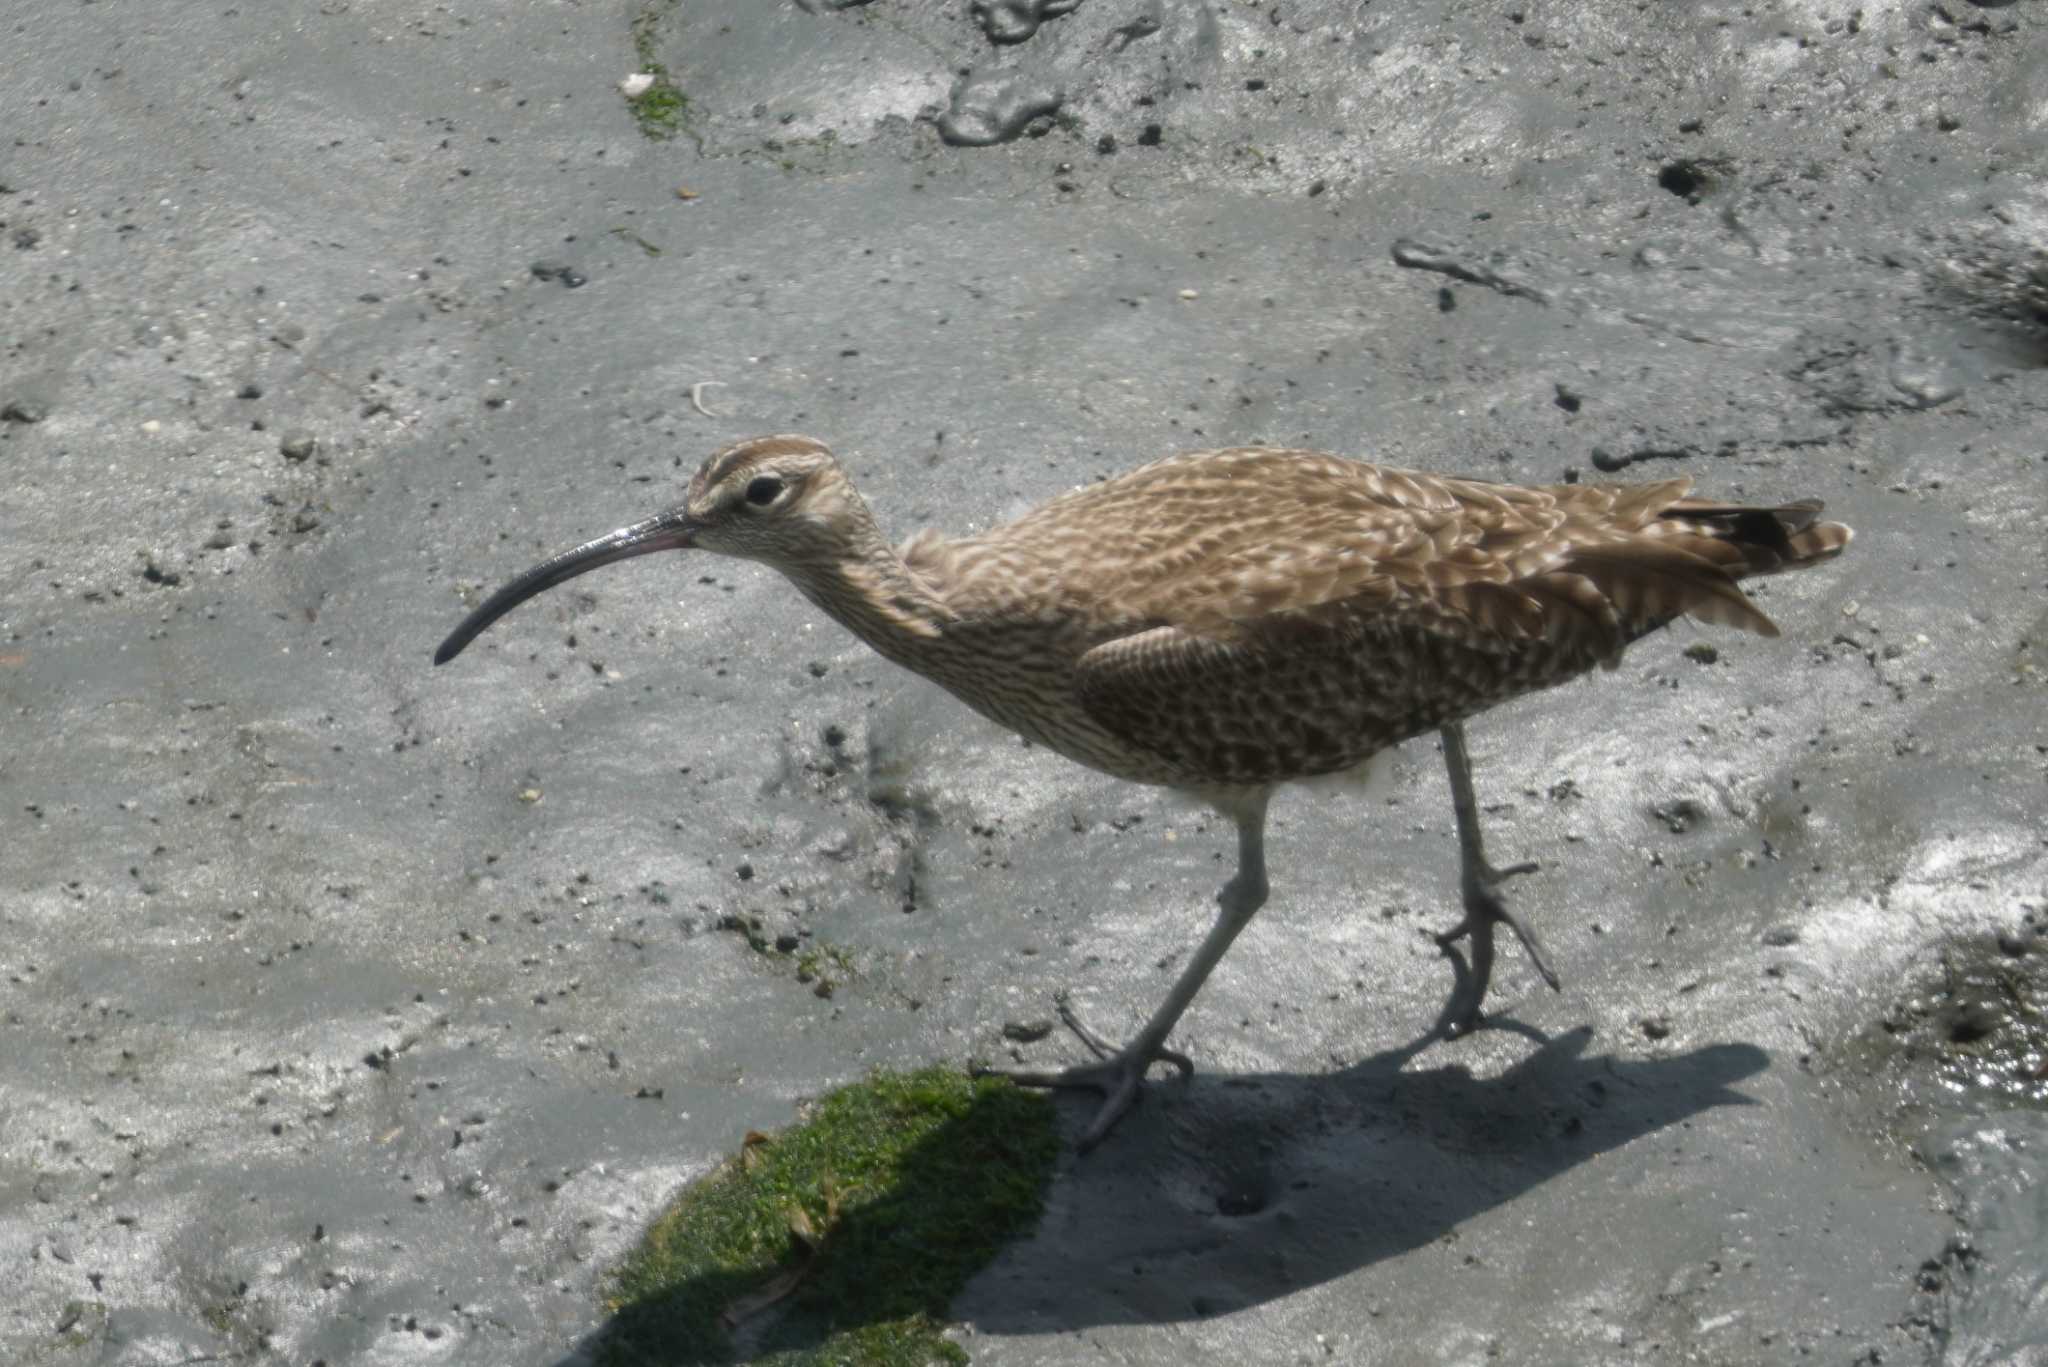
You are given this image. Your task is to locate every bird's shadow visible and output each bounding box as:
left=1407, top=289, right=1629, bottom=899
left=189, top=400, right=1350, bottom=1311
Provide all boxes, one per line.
left=553, top=1016, right=1766, bottom=1363
left=960, top=1022, right=1766, bottom=1332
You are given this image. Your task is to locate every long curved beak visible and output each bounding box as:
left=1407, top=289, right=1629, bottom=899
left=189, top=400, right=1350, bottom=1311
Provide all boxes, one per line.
left=433, top=508, right=695, bottom=665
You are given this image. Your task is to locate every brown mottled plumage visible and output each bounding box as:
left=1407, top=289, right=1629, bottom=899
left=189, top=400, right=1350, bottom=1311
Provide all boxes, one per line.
left=435, top=434, right=1852, bottom=1148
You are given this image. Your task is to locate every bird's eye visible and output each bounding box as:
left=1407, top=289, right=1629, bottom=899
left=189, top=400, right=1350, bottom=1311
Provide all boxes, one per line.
left=743, top=476, right=783, bottom=507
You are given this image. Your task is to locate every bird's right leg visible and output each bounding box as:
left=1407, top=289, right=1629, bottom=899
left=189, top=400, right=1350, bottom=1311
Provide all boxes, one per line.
left=1434, top=720, right=1559, bottom=1034
left=987, top=793, right=1271, bottom=1151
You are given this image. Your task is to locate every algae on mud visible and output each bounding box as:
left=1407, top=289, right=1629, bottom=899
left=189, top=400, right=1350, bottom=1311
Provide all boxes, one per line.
left=601, top=1068, right=1059, bottom=1365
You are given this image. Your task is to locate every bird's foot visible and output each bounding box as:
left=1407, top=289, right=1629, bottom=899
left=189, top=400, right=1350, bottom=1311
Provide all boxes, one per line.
left=977, top=1000, right=1192, bottom=1151
left=1435, top=856, right=1558, bottom=1036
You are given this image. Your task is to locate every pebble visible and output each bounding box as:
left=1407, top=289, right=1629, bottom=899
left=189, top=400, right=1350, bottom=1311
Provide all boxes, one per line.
left=530, top=260, right=588, bottom=288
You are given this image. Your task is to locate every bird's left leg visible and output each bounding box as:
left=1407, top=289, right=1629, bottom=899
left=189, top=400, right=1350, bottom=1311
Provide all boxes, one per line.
left=1434, top=720, right=1559, bottom=1033
left=989, top=791, right=1271, bottom=1150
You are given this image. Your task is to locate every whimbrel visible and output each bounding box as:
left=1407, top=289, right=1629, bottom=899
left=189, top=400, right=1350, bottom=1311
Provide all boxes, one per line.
left=435, top=435, right=1852, bottom=1148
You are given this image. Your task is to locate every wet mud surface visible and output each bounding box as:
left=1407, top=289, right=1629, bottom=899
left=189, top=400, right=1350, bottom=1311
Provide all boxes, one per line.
left=3, top=1, right=2045, bottom=1363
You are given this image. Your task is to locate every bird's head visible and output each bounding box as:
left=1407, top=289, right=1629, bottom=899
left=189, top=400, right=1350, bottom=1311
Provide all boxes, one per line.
left=432, top=434, right=866, bottom=665
left=677, top=434, right=863, bottom=565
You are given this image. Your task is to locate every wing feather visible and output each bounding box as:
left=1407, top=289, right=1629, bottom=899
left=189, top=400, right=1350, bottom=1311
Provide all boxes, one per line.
left=936, top=446, right=1847, bottom=682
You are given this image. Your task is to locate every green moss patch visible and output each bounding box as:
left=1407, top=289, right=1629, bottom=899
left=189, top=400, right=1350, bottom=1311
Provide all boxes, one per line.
left=715, top=914, right=855, bottom=999
left=626, top=80, right=691, bottom=143
left=601, top=1067, right=1059, bottom=1366
left=626, top=2, right=697, bottom=146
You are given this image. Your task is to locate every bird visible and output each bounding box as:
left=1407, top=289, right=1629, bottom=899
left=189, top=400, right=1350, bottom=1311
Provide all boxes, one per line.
left=434, top=434, right=1853, bottom=1149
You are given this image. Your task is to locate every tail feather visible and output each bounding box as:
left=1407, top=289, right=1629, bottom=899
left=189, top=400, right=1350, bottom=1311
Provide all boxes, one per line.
left=1783, top=518, right=1854, bottom=564
left=1660, top=497, right=1853, bottom=576
left=1556, top=496, right=1853, bottom=643
left=1569, top=545, right=1782, bottom=639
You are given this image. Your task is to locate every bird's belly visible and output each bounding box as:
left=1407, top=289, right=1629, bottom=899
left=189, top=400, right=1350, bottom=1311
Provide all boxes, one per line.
left=890, top=617, right=1611, bottom=791
left=901, top=638, right=1188, bottom=785
left=1065, top=624, right=1613, bottom=789
left=953, top=679, right=1189, bottom=786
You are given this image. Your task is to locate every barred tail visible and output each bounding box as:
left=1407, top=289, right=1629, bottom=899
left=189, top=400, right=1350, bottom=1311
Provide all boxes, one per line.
left=1661, top=497, right=1856, bottom=577
left=1562, top=497, right=1856, bottom=646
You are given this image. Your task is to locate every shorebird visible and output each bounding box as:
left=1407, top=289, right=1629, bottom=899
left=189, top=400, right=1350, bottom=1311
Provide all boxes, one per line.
left=435, top=434, right=1852, bottom=1148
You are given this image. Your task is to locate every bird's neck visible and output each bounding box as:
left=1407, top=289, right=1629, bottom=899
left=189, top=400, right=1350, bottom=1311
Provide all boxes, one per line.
left=780, top=522, right=954, bottom=659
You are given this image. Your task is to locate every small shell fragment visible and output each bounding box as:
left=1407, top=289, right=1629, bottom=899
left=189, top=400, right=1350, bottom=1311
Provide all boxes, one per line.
left=619, top=73, right=656, bottom=97
left=690, top=381, right=726, bottom=418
